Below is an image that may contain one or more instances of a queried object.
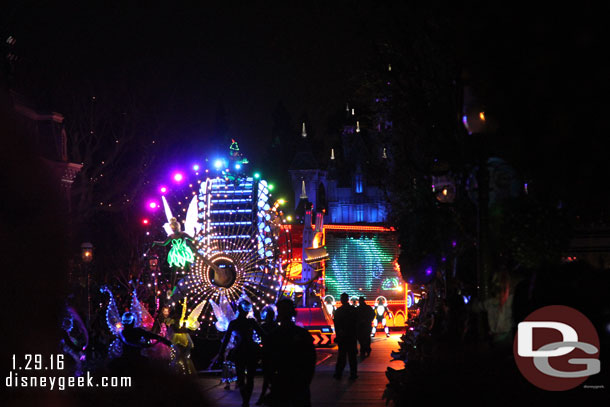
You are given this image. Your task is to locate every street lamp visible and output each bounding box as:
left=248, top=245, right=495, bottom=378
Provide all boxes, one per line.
left=80, top=242, right=94, bottom=331
left=81, top=242, right=94, bottom=263
left=462, top=87, right=491, bottom=302
left=148, top=254, right=160, bottom=312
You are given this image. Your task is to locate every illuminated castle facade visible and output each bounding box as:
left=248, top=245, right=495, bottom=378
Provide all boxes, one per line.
left=285, top=68, right=408, bottom=325
left=289, top=93, right=392, bottom=226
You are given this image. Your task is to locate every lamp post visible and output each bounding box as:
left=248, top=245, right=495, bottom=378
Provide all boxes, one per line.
left=462, top=89, right=491, bottom=302
left=81, top=242, right=94, bottom=330
left=149, top=254, right=160, bottom=312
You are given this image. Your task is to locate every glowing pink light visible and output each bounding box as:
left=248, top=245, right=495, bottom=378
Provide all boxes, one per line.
left=173, top=173, right=183, bottom=182
left=160, top=186, right=167, bottom=194
left=148, top=201, right=158, bottom=209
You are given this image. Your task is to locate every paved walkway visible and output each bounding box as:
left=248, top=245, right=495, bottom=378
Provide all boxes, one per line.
left=199, top=333, right=404, bottom=406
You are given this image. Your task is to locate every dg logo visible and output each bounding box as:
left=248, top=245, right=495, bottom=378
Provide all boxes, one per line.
left=514, top=305, right=601, bottom=391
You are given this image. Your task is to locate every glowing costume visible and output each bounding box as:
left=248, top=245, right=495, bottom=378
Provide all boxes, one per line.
left=152, top=195, right=200, bottom=285
left=153, top=214, right=196, bottom=269
left=60, top=306, right=88, bottom=376
left=323, top=295, right=336, bottom=319
left=169, top=297, right=204, bottom=375
left=371, top=296, right=392, bottom=337
left=101, top=286, right=160, bottom=360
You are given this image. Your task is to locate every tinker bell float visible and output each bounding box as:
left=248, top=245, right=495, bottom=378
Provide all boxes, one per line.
left=101, top=140, right=292, bottom=371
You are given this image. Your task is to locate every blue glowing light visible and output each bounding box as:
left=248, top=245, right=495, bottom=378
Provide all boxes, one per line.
left=214, top=159, right=224, bottom=169
left=193, top=164, right=200, bottom=171
left=407, top=292, right=415, bottom=308
left=235, top=163, right=241, bottom=170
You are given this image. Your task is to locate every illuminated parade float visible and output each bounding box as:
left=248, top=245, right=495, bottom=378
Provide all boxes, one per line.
left=144, top=140, right=293, bottom=336
left=142, top=87, right=408, bottom=345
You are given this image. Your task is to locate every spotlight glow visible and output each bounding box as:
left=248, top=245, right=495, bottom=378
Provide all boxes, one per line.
left=193, top=164, right=200, bottom=171
left=173, top=173, right=184, bottom=182
left=235, top=163, right=241, bottom=170
left=148, top=201, right=158, bottom=209
left=160, top=187, right=167, bottom=194
left=254, top=172, right=260, bottom=179
left=214, top=159, right=223, bottom=169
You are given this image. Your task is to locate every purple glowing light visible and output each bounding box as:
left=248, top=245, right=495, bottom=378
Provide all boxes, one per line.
left=425, top=267, right=433, bottom=276
left=148, top=201, right=158, bottom=209
left=160, top=186, right=167, bottom=194
left=452, top=240, right=457, bottom=248
left=173, top=173, right=184, bottom=182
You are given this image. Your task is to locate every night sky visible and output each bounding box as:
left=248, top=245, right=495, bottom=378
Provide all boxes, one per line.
left=7, top=3, right=383, bottom=158
left=4, top=2, right=610, bottom=218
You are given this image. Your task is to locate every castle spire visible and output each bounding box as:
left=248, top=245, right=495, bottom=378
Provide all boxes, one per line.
left=331, top=148, right=335, bottom=160
left=356, top=120, right=361, bottom=133
left=300, top=179, right=308, bottom=199
left=301, top=122, right=307, bottom=138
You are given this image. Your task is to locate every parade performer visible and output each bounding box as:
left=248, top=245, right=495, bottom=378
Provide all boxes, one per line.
left=371, top=296, right=393, bottom=338
left=60, top=306, right=88, bottom=376
left=169, top=297, right=204, bottom=375
left=218, top=298, right=263, bottom=407
left=209, top=292, right=238, bottom=388
left=153, top=216, right=195, bottom=269
left=145, top=306, right=173, bottom=360
left=119, top=312, right=173, bottom=361
left=323, top=295, right=336, bottom=319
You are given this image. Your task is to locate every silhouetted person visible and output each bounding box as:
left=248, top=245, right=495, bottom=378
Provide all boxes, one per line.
left=356, top=296, right=375, bottom=359
left=268, top=299, right=316, bottom=407
left=256, top=305, right=278, bottom=405
left=333, top=293, right=358, bottom=380
left=119, top=312, right=173, bottom=359
left=219, top=299, right=263, bottom=407
left=108, top=312, right=173, bottom=377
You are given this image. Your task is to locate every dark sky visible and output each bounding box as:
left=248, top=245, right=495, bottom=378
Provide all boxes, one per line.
left=7, top=2, right=385, bottom=159
left=5, top=2, right=610, bottom=218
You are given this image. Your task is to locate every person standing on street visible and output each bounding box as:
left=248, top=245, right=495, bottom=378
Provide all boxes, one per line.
left=268, top=299, right=316, bottom=407
left=356, top=296, right=375, bottom=359
left=333, top=293, right=358, bottom=380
